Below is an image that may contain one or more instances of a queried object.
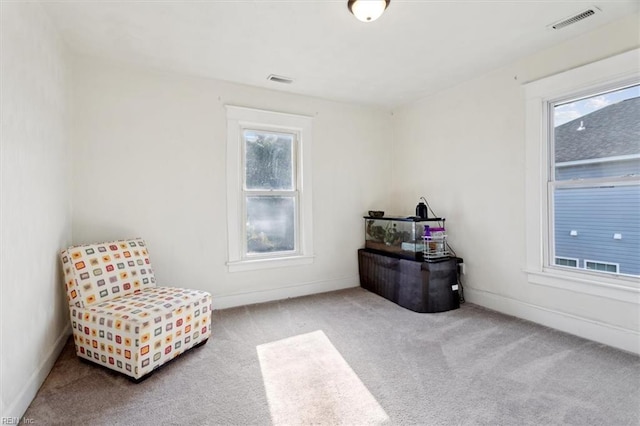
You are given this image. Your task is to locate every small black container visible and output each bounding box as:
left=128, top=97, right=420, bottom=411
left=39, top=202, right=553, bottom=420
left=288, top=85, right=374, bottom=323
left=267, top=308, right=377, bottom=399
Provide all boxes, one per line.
left=416, top=202, right=428, bottom=219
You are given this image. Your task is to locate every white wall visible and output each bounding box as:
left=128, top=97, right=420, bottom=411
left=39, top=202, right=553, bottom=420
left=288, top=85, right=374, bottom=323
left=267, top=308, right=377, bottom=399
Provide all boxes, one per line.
left=70, top=56, right=393, bottom=308
left=0, top=2, right=72, bottom=420
left=1, top=4, right=635, bottom=422
left=391, top=14, right=640, bottom=352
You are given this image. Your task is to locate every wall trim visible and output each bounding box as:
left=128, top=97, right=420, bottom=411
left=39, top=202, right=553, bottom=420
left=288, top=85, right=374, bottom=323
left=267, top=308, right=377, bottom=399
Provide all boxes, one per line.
left=465, top=287, right=640, bottom=355
left=213, top=275, right=360, bottom=310
left=3, top=325, right=71, bottom=420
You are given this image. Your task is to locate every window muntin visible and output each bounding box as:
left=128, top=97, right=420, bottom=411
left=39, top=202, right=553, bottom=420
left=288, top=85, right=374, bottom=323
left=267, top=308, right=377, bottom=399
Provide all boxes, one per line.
left=549, top=84, right=640, bottom=278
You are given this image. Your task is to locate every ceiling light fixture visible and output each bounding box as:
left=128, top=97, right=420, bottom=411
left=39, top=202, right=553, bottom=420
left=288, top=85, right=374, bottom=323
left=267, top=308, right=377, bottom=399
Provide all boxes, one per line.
left=348, top=0, right=390, bottom=22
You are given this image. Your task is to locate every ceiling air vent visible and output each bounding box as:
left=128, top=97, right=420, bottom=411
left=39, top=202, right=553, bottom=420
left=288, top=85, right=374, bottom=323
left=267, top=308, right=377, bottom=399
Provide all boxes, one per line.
left=549, top=7, right=599, bottom=30
left=267, top=74, right=294, bottom=84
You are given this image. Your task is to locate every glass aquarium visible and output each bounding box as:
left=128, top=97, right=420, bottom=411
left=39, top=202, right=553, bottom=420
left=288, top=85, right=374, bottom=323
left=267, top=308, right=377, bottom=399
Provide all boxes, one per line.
left=364, top=216, right=444, bottom=260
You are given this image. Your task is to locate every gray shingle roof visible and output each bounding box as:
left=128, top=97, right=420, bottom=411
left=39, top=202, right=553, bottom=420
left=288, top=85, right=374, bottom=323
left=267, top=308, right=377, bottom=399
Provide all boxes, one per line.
left=555, top=97, right=640, bottom=163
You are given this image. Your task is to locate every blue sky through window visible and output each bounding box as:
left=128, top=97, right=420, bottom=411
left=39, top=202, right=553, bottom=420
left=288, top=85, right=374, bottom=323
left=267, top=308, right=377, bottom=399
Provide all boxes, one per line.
left=554, top=84, right=639, bottom=127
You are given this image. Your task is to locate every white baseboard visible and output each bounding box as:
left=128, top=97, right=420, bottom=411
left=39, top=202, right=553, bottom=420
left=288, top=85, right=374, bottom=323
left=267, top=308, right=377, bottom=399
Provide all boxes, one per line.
left=3, top=325, right=71, bottom=421
left=213, top=276, right=360, bottom=310
left=465, top=287, right=640, bottom=355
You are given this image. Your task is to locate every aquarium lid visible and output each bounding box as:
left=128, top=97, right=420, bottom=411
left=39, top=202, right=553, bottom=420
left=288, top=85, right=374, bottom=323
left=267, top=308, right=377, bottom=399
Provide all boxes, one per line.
left=363, top=215, right=444, bottom=222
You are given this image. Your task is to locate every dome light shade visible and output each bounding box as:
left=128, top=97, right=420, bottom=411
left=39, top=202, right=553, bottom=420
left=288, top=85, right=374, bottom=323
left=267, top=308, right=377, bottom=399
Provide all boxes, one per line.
left=348, top=0, right=390, bottom=22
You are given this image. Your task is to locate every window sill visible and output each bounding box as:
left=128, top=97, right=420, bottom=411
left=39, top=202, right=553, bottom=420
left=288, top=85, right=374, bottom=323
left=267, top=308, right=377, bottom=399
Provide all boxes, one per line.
left=525, top=267, right=640, bottom=304
left=227, top=255, right=315, bottom=272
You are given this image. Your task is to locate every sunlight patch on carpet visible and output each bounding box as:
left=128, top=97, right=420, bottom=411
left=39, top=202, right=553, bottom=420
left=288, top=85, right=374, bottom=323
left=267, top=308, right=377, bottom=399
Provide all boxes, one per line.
left=257, top=330, right=390, bottom=425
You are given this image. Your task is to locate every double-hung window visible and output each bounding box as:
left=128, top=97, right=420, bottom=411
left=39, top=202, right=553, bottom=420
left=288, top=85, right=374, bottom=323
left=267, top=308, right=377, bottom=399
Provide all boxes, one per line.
left=550, top=84, right=639, bottom=277
left=525, top=48, right=640, bottom=302
left=243, top=129, right=297, bottom=255
left=226, top=106, right=314, bottom=272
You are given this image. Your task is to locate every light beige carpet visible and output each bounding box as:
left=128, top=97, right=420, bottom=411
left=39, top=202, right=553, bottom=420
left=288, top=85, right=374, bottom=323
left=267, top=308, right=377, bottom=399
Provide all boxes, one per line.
left=22, top=287, right=640, bottom=425
left=257, top=330, right=389, bottom=425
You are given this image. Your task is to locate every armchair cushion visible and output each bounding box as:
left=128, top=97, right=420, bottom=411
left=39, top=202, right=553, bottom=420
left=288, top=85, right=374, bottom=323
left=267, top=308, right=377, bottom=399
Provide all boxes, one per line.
left=61, top=238, right=156, bottom=308
left=70, top=286, right=211, bottom=378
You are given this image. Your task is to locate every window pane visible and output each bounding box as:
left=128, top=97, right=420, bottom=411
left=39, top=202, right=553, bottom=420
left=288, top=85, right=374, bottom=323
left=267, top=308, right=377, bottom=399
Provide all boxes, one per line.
left=586, top=262, right=618, bottom=273
left=244, top=130, right=294, bottom=190
left=555, top=258, right=577, bottom=268
left=246, top=196, right=295, bottom=254
left=554, top=184, right=640, bottom=276
left=553, top=85, right=640, bottom=181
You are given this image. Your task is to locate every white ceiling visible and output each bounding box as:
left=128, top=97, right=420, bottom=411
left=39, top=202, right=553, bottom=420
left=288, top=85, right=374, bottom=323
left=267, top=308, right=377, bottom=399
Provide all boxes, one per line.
left=41, top=0, right=639, bottom=109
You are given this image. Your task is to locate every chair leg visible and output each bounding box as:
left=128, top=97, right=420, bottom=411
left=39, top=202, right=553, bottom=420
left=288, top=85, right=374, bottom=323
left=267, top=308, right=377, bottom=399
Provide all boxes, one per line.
left=129, top=371, right=154, bottom=384
left=193, top=338, right=208, bottom=348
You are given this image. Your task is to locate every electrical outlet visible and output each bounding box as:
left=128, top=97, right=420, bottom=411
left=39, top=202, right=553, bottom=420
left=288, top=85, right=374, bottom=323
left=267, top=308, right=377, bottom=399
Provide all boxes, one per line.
left=459, top=263, right=466, bottom=275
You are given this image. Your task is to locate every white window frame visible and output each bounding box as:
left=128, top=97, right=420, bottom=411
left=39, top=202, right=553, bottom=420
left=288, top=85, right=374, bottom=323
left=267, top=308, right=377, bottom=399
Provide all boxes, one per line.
left=226, top=106, right=314, bottom=272
left=584, top=260, right=619, bottom=274
left=554, top=257, right=579, bottom=268
left=524, top=48, right=640, bottom=303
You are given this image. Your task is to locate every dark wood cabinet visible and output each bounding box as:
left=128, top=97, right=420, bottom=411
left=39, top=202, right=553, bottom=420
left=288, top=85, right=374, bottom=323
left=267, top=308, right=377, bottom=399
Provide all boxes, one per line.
left=358, top=248, right=460, bottom=313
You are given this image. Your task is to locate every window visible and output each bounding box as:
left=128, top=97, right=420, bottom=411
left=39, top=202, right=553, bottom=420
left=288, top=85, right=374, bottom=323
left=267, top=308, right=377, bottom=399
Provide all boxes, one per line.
left=555, top=257, right=578, bottom=268
left=585, top=261, right=619, bottom=274
left=244, top=129, right=297, bottom=255
left=524, top=48, right=640, bottom=302
left=550, top=84, right=639, bottom=278
left=226, top=106, right=314, bottom=272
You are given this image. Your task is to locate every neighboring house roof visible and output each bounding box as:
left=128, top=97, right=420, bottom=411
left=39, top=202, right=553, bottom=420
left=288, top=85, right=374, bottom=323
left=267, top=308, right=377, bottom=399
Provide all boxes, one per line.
left=555, top=97, right=640, bottom=163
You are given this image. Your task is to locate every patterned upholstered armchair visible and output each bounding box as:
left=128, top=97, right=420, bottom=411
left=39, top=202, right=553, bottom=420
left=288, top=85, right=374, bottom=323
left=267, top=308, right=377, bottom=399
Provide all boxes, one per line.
left=60, top=238, right=212, bottom=381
